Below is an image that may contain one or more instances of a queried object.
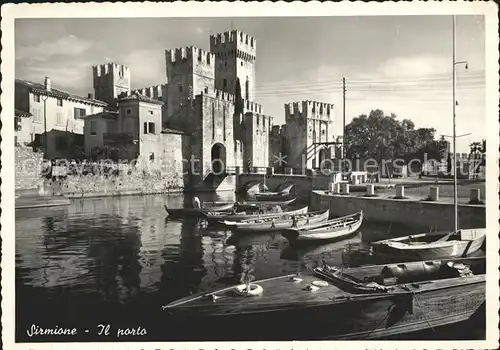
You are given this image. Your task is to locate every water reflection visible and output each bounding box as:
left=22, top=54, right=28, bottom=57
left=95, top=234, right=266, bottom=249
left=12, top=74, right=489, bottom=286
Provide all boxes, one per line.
left=16, top=193, right=468, bottom=341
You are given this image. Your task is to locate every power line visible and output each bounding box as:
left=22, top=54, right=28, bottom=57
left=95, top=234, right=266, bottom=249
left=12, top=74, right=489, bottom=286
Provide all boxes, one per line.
left=253, top=70, right=485, bottom=91
left=254, top=84, right=484, bottom=98
left=254, top=78, right=484, bottom=95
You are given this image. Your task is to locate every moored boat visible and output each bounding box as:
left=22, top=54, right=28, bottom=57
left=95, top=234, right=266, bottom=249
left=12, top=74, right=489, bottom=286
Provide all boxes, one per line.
left=254, top=184, right=295, bottom=201
left=164, top=202, right=234, bottom=218
left=223, top=209, right=329, bottom=233
left=283, top=211, right=363, bottom=243
left=206, top=198, right=297, bottom=211
left=371, top=228, right=486, bottom=261
left=162, top=257, right=485, bottom=340
left=203, top=205, right=308, bottom=224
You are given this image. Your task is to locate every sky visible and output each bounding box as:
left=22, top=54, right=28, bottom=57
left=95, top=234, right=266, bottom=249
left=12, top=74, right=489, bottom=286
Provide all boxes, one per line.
left=15, top=16, right=485, bottom=153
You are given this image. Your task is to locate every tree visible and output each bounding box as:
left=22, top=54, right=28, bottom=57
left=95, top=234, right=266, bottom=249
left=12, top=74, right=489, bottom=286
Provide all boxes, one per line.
left=344, top=109, right=448, bottom=176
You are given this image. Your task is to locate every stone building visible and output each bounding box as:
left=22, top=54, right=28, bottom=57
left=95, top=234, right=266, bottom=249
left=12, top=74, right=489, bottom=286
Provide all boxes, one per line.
left=209, top=30, right=256, bottom=100
left=275, top=101, right=336, bottom=170
left=163, top=30, right=273, bottom=187
left=92, top=63, right=131, bottom=107
left=15, top=77, right=107, bottom=159
left=83, top=92, right=183, bottom=177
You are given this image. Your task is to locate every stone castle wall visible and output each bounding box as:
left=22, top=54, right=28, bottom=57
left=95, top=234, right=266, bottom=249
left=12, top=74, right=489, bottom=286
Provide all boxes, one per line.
left=15, top=146, right=44, bottom=191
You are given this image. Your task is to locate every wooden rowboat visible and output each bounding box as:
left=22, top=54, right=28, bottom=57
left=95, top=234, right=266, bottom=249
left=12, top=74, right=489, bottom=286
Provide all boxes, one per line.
left=371, top=228, right=486, bottom=261
left=204, top=206, right=309, bottom=223
left=223, top=209, right=329, bottom=233
left=254, top=185, right=295, bottom=201
left=283, top=211, right=363, bottom=243
left=164, top=202, right=234, bottom=218
left=208, top=198, right=297, bottom=211
left=162, top=256, right=485, bottom=340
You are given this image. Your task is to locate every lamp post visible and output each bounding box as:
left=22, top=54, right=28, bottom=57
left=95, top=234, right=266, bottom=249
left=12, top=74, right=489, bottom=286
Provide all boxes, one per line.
left=452, top=15, right=468, bottom=233
left=41, top=94, right=49, bottom=158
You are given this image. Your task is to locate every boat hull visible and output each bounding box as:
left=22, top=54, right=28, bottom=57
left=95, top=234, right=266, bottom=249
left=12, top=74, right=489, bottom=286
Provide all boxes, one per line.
left=205, top=206, right=308, bottom=223
left=255, top=194, right=295, bottom=201
left=285, top=212, right=363, bottom=243
left=164, top=275, right=485, bottom=341
left=372, top=230, right=486, bottom=261
left=226, top=210, right=329, bottom=233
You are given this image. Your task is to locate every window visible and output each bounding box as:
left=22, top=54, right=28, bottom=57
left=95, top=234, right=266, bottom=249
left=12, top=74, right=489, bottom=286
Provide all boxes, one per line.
left=149, top=153, right=155, bottom=162
left=33, top=109, right=42, bottom=122
left=90, top=121, right=97, bottom=135
left=204, top=87, right=208, bottom=94
left=56, top=112, right=64, bottom=125
left=263, top=117, right=266, bottom=128
left=256, top=116, right=259, bottom=126
left=33, top=94, right=40, bottom=102
left=126, top=109, right=132, bottom=114
left=224, top=61, right=227, bottom=67
left=74, top=107, right=86, bottom=119
left=321, top=129, right=326, bottom=135
left=149, top=110, right=153, bottom=115
left=57, top=98, right=63, bottom=107
left=143, top=122, right=156, bottom=134
left=179, top=85, right=183, bottom=92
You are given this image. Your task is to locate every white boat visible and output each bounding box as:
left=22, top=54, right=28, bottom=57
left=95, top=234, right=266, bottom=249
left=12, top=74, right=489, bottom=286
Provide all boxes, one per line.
left=371, top=228, right=486, bottom=260
left=283, top=211, right=363, bottom=243
left=223, top=209, right=329, bottom=233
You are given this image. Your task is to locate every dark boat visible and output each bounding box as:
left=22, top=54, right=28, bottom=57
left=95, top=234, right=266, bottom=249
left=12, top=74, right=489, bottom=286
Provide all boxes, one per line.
left=162, top=257, right=485, bottom=340
left=283, top=211, right=363, bottom=243
left=164, top=202, right=234, bottom=218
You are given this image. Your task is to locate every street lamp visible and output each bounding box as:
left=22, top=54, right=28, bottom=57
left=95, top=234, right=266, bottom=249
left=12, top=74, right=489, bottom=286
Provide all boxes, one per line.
left=41, top=94, right=49, bottom=158
left=452, top=15, right=468, bottom=233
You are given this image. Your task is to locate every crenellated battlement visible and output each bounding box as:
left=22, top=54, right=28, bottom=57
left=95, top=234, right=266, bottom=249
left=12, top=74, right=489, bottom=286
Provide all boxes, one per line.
left=242, top=99, right=263, bottom=114
left=270, top=124, right=287, bottom=137
left=165, top=46, right=215, bottom=65
left=131, top=84, right=167, bottom=101
left=210, top=30, right=256, bottom=48
left=92, top=63, right=130, bottom=79
left=285, top=100, right=335, bottom=121
left=214, top=89, right=235, bottom=102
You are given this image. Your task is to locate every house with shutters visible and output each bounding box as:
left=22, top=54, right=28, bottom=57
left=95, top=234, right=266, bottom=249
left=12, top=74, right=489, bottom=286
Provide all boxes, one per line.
left=15, top=77, right=107, bottom=159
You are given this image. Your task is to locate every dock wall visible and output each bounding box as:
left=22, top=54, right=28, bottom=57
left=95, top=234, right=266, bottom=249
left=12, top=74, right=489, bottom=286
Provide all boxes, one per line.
left=311, top=191, right=486, bottom=231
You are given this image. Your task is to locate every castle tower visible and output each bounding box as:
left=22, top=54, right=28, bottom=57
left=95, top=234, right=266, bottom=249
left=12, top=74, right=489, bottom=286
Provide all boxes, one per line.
left=92, top=63, right=131, bottom=106
left=165, top=46, right=216, bottom=123
left=284, top=101, right=336, bottom=169
left=210, top=30, right=256, bottom=101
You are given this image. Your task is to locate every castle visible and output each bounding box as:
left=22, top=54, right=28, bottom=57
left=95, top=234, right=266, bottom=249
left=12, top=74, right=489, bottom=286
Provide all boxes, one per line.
left=15, top=29, right=338, bottom=192
left=87, top=30, right=273, bottom=190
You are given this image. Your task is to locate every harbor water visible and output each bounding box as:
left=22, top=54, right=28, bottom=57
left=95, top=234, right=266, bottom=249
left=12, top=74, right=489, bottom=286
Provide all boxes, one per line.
left=15, top=193, right=484, bottom=342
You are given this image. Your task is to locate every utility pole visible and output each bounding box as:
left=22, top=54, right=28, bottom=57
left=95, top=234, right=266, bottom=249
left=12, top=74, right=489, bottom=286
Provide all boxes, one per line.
left=342, top=76, right=346, bottom=159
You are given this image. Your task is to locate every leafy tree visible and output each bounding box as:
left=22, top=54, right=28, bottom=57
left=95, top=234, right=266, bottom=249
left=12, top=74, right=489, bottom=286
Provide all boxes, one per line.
left=344, top=109, right=448, bottom=175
